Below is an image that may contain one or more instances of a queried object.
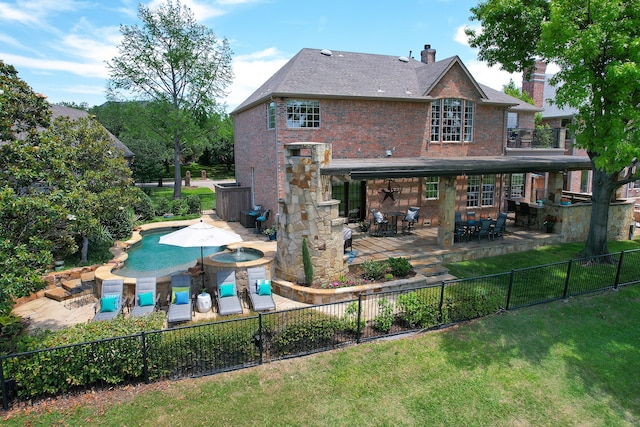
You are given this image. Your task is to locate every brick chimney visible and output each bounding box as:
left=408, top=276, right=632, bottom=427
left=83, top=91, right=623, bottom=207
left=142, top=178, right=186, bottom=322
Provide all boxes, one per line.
left=420, top=44, right=436, bottom=64
left=522, top=60, right=547, bottom=108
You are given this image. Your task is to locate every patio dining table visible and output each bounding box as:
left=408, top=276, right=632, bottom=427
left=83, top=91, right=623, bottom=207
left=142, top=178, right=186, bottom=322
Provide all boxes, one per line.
left=385, top=211, right=406, bottom=235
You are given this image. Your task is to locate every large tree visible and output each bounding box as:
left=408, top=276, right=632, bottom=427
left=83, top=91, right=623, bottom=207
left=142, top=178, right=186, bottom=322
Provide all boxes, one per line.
left=107, top=0, right=233, bottom=199
left=467, top=0, right=640, bottom=258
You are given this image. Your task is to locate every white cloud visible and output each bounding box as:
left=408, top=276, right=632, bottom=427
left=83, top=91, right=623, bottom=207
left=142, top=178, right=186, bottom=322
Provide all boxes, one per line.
left=147, top=0, right=224, bottom=20
left=465, top=60, right=520, bottom=91
left=0, top=52, right=109, bottom=78
left=454, top=24, right=480, bottom=47
left=223, top=48, right=289, bottom=111
left=0, top=32, right=23, bottom=48
left=0, top=0, right=86, bottom=27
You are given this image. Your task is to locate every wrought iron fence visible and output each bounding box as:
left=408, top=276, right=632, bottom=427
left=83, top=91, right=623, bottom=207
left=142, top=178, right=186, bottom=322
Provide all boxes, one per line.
left=2, top=248, right=639, bottom=409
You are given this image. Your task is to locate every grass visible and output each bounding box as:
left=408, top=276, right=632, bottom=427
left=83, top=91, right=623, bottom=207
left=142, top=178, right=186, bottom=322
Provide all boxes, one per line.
left=146, top=186, right=216, bottom=212
left=445, top=239, right=640, bottom=278
left=162, top=163, right=234, bottom=180
left=4, top=285, right=639, bottom=425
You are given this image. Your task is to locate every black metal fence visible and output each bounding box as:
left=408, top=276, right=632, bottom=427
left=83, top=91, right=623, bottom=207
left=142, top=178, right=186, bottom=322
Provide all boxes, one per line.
left=2, top=248, right=639, bottom=409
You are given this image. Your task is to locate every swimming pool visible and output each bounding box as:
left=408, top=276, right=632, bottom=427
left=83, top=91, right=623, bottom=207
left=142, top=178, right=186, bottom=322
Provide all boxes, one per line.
left=116, top=230, right=222, bottom=278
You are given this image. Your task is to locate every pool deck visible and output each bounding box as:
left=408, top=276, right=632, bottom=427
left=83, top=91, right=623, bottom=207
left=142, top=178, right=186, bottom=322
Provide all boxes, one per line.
left=14, top=205, right=562, bottom=332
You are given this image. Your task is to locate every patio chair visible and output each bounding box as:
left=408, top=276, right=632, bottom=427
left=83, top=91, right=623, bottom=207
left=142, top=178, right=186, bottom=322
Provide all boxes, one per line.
left=370, top=209, right=389, bottom=236
left=92, top=279, right=124, bottom=322
left=129, top=277, right=159, bottom=318
left=246, top=266, right=276, bottom=312
left=401, top=206, right=420, bottom=234
left=215, top=270, right=243, bottom=316
left=255, top=209, right=270, bottom=233
left=343, top=226, right=353, bottom=253
left=454, top=221, right=469, bottom=243
left=476, top=218, right=493, bottom=242
left=490, top=213, right=508, bottom=240
left=167, top=274, right=194, bottom=324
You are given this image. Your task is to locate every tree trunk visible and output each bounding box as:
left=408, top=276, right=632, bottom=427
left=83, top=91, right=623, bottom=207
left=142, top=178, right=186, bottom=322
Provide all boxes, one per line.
left=580, top=167, right=618, bottom=259
left=81, top=236, right=89, bottom=264
left=173, top=133, right=182, bottom=199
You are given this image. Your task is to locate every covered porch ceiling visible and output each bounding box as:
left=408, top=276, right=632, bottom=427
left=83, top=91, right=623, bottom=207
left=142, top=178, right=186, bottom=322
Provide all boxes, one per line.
left=321, top=155, right=592, bottom=179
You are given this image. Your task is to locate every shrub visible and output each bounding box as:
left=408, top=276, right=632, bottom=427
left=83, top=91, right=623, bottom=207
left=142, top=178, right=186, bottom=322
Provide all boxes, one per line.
left=102, top=206, right=134, bottom=240
left=154, top=198, right=171, bottom=216
left=302, top=238, right=314, bottom=285
left=373, top=298, right=395, bottom=333
left=362, top=259, right=388, bottom=281
left=133, top=190, right=155, bottom=221
left=387, top=257, right=412, bottom=277
left=171, top=198, right=189, bottom=216
left=397, top=289, right=440, bottom=329
left=342, top=301, right=364, bottom=334
left=185, top=195, right=201, bottom=214
left=268, top=310, right=341, bottom=357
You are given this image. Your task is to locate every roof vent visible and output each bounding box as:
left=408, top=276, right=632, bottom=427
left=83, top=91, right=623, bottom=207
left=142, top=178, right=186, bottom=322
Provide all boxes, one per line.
left=398, top=56, right=410, bottom=63
left=320, top=49, right=333, bottom=56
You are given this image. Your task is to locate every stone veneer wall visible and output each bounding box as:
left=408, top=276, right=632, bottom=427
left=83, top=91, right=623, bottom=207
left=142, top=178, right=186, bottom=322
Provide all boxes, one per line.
left=544, top=199, right=635, bottom=241
left=276, top=142, right=348, bottom=285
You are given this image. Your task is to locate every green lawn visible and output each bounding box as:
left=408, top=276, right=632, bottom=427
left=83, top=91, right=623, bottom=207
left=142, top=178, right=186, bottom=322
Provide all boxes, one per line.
left=5, top=285, right=640, bottom=426
left=445, top=239, right=640, bottom=278
left=147, top=186, right=216, bottom=212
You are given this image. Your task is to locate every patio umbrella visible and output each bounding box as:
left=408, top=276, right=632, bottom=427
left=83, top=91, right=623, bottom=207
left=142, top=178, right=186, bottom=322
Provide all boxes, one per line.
left=158, top=220, right=242, bottom=287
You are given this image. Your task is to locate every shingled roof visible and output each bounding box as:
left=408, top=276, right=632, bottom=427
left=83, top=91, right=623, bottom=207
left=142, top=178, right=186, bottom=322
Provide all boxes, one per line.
left=51, top=105, right=134, bottom=159
left=233, top=47, right=541, bottom=114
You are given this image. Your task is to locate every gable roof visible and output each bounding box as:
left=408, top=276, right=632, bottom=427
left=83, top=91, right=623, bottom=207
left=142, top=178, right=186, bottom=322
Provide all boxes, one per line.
left=233, top=48, right=539, bottom=114
left=50, top=105, right=134, bottom=158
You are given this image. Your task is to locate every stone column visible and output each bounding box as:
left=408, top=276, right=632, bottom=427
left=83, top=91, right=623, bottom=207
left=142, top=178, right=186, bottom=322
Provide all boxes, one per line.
left=276, top=142, right=348, bottom=285
left=437, top=176, right=456, bottom=249
left=548, top=171, right=564, bottom=203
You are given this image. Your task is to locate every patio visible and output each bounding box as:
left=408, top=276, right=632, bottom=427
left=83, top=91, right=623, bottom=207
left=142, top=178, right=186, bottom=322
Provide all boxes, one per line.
left=13, top=210, right=561, bottom=332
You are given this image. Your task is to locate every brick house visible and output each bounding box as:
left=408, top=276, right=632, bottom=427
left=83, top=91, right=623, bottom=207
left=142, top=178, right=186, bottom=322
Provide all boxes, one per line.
left=232, top=44, right=590, bottom=233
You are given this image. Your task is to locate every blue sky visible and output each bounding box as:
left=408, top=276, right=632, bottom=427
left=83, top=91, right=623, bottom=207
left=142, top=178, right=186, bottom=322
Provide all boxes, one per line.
left=0, top=0, right=533, bottom=112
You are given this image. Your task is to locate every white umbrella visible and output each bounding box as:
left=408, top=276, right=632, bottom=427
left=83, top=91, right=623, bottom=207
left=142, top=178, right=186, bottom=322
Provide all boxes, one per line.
left=159, top=220, right=242, bottom=287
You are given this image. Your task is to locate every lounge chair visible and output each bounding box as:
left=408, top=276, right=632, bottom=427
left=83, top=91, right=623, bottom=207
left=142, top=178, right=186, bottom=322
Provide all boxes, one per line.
left=129, top=277, right=158, bottom=318
left=167, top=274, right=194, bottom=324
left=246, top=266, right=276, bottom=312
left=92, top=279, right=124, bottom=322
left=215, top=270, right=243, bottom=316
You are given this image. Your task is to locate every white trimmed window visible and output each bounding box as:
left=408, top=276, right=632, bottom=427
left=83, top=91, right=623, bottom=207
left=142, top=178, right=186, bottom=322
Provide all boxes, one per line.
left=467, top=175, right=495, bottom=207
left=481, top=175, right=495, bottom=206
left=267, top=101, right=276, bottom=129
left=430, top=98, right=474, bottom=142
left=510, top=173, right=525, bottom=199
left=286, top=99, right=320, bottom=128
left=425, top=176, right=439, bottom=199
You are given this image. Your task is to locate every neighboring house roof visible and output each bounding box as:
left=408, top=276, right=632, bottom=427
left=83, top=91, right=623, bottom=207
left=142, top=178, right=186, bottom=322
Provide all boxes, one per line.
left=233, top=48, right=540, bottom=114
left=541, top=74, right=577, bottom=119
left=50, top=105, right=134, bottom=159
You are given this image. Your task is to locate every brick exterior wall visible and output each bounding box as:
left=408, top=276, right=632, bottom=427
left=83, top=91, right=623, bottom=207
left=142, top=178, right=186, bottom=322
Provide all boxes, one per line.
left=233, top=63, right=535, bottom=221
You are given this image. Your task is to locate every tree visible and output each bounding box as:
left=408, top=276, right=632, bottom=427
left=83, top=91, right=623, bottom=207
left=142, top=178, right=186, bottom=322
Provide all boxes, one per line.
left=503, top=79, right=534, bottom=105
left=467, top=0, right=640, bottom=258
left=107, top=0, right=233, bottom=199
left=206, top=113, right=235, bottom=173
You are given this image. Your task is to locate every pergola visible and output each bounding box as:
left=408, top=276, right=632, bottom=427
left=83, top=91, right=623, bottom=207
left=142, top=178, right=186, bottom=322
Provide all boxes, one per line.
left=322, top=155, right=593, bottom=248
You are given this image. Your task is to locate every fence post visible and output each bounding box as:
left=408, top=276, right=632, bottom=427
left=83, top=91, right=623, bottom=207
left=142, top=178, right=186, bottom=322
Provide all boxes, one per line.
left=141, top=331, right=149, bottom=384
left=438, top=282, right=445, bottom=324
left=562, top=260, right=573, bottom=299
left=356, top=293, right=363, bottom=343
left=1, top=356, right=7, bottom=411
left=614, top=251, right=625, bottom=290
left=258, top=313, right=264, bottom=364
left=505, top=270, right=515, bottom=310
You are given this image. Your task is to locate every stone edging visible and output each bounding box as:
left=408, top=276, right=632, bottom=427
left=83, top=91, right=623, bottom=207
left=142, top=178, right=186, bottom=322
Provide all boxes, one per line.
left=271, top=274, right=428, bottom=305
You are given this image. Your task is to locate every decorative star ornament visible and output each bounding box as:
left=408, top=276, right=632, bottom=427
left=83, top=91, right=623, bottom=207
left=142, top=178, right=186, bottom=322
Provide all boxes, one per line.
left=380, top=179, right=399, bottom=202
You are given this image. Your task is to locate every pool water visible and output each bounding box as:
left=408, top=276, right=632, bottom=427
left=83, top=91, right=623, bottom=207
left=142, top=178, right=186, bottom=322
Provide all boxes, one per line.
left=116, top=230, right=222, bottom=278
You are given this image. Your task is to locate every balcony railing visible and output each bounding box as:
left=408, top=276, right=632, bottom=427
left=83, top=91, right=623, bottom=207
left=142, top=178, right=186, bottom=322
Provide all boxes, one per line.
left=507, top=128, right=566, bottom=149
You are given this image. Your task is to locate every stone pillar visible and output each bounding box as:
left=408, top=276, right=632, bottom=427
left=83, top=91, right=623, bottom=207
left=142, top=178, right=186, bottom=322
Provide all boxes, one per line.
left=201, top=170, right=206, bottom=180
left=548, top=171, right=564, bottom=203
left=185, top=170, right=191, bottom=187
left=276, top=142, right=348, bottom=285
left=437, top=176, right=456, bottom=249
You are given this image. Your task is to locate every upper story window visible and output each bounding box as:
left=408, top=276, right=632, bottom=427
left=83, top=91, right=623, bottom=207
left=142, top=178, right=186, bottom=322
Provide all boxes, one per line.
left=267, top=102, right=276, bottom=129
left=286, top=99, right=320, bottom=128
left=430, top=98, right=474, bottom=142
